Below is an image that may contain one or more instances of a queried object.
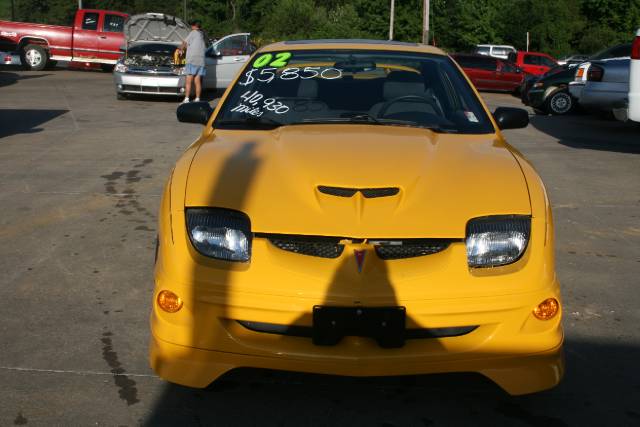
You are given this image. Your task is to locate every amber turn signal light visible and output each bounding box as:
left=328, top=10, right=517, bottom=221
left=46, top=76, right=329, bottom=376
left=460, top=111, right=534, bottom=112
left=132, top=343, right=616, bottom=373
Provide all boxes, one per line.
left=533, top=298, right=559, bottom=320
left=157, top=290, right=183, bottom=313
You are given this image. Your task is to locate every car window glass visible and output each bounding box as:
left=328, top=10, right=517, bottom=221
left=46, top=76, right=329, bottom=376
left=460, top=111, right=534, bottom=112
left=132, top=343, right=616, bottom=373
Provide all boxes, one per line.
left=478, top=57, right=497, bottom=71
left=523, top=55, right=540, bottom=65
left=215, top=49, right=495, bottom=135
left=476, top=46, right=490, bottom=55
left=82, top=12, right=99, bottom=31
left=492, top=48, right=508, bottom=56
left=501, top=62, right=517, bottom=73
left=103, top=14, right=124, bottom=33
left=540, top=56, right=556, bottom=67
left=215, top=35, right=251, bottom=56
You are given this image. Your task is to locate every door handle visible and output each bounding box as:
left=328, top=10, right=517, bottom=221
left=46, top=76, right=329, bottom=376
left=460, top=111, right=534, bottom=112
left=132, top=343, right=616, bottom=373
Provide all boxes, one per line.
left=99, top=35, right=107, bottom=39
left=233, top=57, right=244, bottom=62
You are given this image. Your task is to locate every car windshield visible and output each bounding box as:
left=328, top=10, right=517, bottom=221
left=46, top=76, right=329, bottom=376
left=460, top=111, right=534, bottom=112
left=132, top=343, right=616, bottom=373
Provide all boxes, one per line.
left=214, top=49, right=494, bottom=134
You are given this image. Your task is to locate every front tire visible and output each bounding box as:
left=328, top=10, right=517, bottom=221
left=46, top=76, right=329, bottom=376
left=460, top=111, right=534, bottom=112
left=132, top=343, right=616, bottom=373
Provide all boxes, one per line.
left=21, top=44, right=48, bottom=71
left=546, top=90, right=573, bottom=115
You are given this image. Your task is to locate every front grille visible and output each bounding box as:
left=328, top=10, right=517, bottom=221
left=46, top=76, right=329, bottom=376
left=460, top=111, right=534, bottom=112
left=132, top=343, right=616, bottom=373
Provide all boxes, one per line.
left=262, top=234, right=455, bottom=260
left=268, top=235, right=344, bottom=258
left=318, top=186, right=400, bottom=198
left=374, top=240, right=452, bottom=260
left=237, top=320, right=478, bottom=340
left=122, top=84, right=180, bottom=94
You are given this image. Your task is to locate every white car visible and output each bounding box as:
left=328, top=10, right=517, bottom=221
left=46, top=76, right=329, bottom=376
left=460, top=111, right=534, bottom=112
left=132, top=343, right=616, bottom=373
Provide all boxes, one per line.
left=629, top=28, right=640, bottom=122
left=113, top=13, right=254, bottom=99
left=475, top=44, right=516, bottom=60
left=569, top=43, right=632, bottom=102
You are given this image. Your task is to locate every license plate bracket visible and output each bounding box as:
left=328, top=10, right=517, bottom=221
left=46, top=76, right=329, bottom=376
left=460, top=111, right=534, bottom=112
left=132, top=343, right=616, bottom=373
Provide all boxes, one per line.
left=312, top=306, right=406, bottom=348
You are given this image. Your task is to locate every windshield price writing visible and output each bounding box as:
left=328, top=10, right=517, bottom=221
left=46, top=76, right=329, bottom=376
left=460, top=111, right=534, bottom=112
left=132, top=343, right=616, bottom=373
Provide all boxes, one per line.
left=230, top=90, right=290, bottom=117
left=238, top=66, right=343, bottom=86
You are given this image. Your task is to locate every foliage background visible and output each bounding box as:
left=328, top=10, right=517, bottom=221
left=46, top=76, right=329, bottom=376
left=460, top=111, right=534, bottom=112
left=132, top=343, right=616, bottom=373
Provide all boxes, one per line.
left=1, top=0, right=639, bottom=57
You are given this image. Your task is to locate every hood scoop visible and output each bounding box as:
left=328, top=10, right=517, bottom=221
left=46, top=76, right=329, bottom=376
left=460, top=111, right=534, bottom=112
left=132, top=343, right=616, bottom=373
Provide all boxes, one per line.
left=318, top=186, right=400, bottom=198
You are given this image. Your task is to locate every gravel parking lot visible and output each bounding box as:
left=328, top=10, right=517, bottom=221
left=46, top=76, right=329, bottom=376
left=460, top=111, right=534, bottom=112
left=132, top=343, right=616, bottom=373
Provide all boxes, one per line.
left=1, top=67, right=639, bottom=426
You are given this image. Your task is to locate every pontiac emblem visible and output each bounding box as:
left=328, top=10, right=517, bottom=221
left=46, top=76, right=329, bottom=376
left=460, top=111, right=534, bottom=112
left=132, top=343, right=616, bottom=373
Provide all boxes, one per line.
left=354, top=250, right=366, bottom=273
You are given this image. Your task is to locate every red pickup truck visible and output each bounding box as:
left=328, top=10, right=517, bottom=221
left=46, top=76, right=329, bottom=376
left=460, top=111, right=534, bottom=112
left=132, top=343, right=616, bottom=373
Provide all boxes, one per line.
left=0, top=9, right=128, bottom=71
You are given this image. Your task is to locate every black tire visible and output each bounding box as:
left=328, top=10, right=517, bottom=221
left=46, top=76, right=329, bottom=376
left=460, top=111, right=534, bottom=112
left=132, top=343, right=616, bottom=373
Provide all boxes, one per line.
left=21, top=44, right=48, bottom=71
left=46, top=60, right=58, bottom=69
left=117, top=92, right=128, bottom=100
left=546, top=90, right=574, bottom=115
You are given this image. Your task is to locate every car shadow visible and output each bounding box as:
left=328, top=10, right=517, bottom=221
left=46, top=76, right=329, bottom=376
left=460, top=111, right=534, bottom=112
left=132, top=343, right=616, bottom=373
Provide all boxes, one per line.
left=529, top=114, right=640, bottom=154
left=0, top=108, right=69, bottom=138
left=144, top=338, right=640, bottom=426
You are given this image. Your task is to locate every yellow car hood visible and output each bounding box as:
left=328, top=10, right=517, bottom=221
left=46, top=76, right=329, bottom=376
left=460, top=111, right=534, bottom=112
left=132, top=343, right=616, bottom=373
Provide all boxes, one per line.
left=185, top=124, right=530, bottom=238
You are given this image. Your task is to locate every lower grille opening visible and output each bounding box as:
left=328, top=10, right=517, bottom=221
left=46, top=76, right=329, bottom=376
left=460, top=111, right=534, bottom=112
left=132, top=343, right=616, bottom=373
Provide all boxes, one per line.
left=237, top=320, right=477, bottom=340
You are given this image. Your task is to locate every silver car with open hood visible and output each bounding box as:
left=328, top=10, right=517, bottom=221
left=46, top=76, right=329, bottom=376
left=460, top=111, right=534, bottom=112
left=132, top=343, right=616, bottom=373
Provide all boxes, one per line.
left=113, top=13, right=189, bottom=99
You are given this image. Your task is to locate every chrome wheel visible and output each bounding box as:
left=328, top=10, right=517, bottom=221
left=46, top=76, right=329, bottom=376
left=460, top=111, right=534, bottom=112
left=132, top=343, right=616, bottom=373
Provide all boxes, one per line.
left=25, top=48, right=43, bottom=67
left=549, top=91, right=572, bottom=115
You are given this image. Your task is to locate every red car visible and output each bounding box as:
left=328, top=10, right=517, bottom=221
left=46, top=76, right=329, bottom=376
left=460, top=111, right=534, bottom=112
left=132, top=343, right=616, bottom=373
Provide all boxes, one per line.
left=507, top=51, right=558, bottom=76
left=0, top=9, right=128, bottom=71
left=451, top=53, right=524, bottom=93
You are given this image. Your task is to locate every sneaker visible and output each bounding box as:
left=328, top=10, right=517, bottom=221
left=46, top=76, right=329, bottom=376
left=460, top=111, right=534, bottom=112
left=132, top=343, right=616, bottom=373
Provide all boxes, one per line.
left=194, top=97, right=200, bottom=102
left=182, top=97, right=190, bottom=104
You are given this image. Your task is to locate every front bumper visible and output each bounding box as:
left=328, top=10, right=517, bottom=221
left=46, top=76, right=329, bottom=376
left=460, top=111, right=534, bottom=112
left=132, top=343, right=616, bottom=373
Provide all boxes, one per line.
left=151, top=331, right=563, bottom=395
left=113, top=71, right=185, bottom=96
left=150, top=240, right=564, bottom=395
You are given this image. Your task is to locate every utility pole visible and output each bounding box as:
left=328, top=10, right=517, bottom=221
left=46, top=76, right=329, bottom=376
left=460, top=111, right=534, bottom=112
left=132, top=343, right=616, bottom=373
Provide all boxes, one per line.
left=78, top=0, right=83, bottom=9
left=11, top=0, right=15, bottom=21
left=389, top=0, right=395, bottom=40
left=526, top=32, right=530, bottom=51
left=183, top=0, right=188, bottom=22
left=422, top=0, right=430, bottom=44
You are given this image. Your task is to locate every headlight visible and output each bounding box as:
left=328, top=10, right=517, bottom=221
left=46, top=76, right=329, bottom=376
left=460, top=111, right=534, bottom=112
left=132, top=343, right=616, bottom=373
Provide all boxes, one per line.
left=533, top=82, right=544, bottom=88
left=114, top=63, right=128, bottom=73
left=186, top=208, right=252, bottom=262
left=172, top=66, right=185, bottom=75
left=465, top=215, right=530, bottom=268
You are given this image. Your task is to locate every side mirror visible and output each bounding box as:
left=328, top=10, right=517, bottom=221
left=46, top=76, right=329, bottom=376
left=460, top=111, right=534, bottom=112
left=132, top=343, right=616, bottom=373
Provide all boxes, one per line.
left=493, top=107, right=529, bottom=130
left=177, top=101, right=213, bottom=125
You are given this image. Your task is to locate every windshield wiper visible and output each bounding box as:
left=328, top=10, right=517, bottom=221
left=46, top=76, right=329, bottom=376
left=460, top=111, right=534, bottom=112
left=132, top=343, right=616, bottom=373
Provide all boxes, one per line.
left=302, top=114, right=384, bottom=125
left=216, top=117, right=284, bottom=129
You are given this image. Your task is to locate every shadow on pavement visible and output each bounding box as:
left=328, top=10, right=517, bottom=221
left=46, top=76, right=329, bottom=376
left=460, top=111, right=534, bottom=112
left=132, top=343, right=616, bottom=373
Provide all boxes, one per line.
left=0, top=71, right=52, bottom=88
left=144, top=338, right=640, bottom=426
left=530, top=115, right=640, bottom=154
left=0, top=109, right=69, bottom=138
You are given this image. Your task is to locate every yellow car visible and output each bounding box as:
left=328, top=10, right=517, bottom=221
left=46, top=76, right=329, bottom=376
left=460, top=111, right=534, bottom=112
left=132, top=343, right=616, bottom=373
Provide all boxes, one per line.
left=150, top=40, right=564, bottom=395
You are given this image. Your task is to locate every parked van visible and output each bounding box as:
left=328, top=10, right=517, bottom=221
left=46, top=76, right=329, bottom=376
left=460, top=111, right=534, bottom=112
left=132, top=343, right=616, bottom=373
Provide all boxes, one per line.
left=475, top=44, right=516, bottom=60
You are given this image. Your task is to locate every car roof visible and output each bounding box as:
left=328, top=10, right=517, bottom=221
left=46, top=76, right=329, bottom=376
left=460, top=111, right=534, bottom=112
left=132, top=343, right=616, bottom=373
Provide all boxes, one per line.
left=259, top=39, right=446, bottom=56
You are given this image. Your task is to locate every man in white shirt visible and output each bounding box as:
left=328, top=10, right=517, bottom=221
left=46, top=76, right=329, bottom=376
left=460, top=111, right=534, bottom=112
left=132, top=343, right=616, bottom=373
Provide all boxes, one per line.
left=181, top=20, right=206, bottom=103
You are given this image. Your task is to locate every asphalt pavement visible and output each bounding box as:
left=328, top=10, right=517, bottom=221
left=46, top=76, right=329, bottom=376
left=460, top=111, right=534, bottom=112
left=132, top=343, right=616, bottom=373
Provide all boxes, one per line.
left=1, top=67, right=639, bottom=426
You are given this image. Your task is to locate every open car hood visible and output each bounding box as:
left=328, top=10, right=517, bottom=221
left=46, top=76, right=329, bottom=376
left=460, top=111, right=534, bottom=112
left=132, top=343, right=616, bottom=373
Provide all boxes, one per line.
left=124, top=13, right=189, bottom=45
